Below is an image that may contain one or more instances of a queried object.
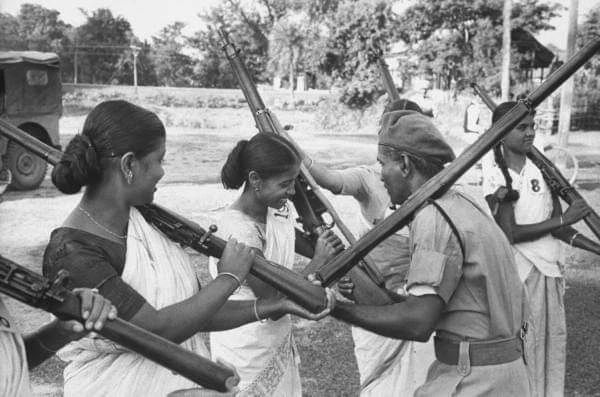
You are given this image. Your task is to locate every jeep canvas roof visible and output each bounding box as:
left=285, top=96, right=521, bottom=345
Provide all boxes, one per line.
left=0, top=51, right=59, bottom=67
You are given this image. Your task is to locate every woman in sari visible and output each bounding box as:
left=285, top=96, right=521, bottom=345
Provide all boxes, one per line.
left=207, top=133, right=344, bottom=396
left=42, top=100, right=334, bottom=397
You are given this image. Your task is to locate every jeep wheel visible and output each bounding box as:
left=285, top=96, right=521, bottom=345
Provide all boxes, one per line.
left=5, top=140, right=48, bottom=190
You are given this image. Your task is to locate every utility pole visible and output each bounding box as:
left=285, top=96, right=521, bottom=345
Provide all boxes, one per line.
left=73, top=41, right=78, bottom=84
left=130, top=45, right=141, bottom=92
left=557, top=0, right=579, bottom=147
left=501, top=0, right=512, bottom=101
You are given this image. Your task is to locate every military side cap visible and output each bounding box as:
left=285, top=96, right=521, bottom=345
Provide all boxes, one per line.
left=379, top=112, right=456, bottom=166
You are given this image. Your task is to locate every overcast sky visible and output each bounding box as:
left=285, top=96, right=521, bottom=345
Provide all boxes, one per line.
left=1, top=0, right=599, bottom=50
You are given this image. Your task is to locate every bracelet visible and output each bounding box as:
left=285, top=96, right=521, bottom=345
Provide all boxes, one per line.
left=569, top=232, right=580, bottom=246
left=217, top=272, right=242, bottom=291
left=37, top=336, right=58, bottom=353
left=253, top=299, right=267, bottom=323
left=559, top=215, right=564, bottom=227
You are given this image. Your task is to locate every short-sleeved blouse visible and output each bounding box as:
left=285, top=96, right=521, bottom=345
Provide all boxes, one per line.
left=43, top=227, right=146, bottom=320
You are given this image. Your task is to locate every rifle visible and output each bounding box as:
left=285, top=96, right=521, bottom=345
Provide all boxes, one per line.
left=0, top=118, right=328, bottom=313
left=471, top=82, right=600, bottom=242
left=220, top=31, right=396, bottom=305
left=378, top=57, right=400, bottom=102
left=0, top=254, right=238, bottom=392
left=314, top=39, right=600, bottom=285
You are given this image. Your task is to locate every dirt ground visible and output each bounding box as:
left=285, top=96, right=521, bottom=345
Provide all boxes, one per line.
left=1, top=114, right=600, bottom=396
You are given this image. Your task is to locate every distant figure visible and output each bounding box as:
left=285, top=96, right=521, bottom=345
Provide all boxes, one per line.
left=418, top=88, right=434, bottom=117
left=463, top=95, right=491, bottom=140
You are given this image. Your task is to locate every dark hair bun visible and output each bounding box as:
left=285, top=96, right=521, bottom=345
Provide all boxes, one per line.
left=221, top=140, right=248, bottom=189
left=51, top=134, right=102, bottom=194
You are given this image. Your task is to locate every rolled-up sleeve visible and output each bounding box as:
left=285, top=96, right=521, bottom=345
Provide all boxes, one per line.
left=406, top=205, right=463, bottom=303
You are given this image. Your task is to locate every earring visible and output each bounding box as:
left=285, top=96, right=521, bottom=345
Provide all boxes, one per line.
left=254, top=186, right=260, bottom=192
left=126, top=171, right=133, bottom=184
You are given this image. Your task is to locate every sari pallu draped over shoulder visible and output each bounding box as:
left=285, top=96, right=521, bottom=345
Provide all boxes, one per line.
left=208, top=205, right=302, bottom=396
left=58, top=208, right=211, bottom=397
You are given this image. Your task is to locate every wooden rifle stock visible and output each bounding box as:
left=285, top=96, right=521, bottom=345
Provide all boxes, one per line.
left=135, top=204, right=329, bottom=313
left=0, top=254, right=238, bottom=392
left=315, top=39, right=600, bottom=285
left=220, top=31, right=395, bottom=305
left=0, top=119, right=327, bottom=312
left=471, top=82, right=600, bottom=242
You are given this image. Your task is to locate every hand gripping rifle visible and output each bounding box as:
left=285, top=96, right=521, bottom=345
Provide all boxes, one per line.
left=471, top=82, right=600, bottom=242
left=313, top=39, right=600, bottom=285
left=0, top=254, right=238, bottom=392
left=220, top=30, right=396, bottom=305
left=0, top=118, right=327, bottom=313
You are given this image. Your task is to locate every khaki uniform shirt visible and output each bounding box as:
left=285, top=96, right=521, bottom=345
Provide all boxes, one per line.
left=406, top=188, right=527, bottom=340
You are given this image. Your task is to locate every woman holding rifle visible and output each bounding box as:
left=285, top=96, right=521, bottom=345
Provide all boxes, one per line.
left=205, top=132, right=343, bottom=396
left=482, top=102, right=600, bottom=397
left=42, top=100, right=335, bottom=396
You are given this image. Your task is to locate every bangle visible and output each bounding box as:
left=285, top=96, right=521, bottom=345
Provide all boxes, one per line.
left=253, top=299, right=267, bottom=323
left=217, top=272, right=242, bottom=290
left=569, top=232, right=580, bottom=246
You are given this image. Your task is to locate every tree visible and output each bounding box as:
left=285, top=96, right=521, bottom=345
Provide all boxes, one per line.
left=576, top=4, right=600, bottom=88
left=16, top=3, right=71, bottom=52
left=190, top=0, right=296, bottom=88
left=396, top=0, right=561, bottom=92
left=74, top=8, right=134, bottom=84
left=319, top=0, right=400, bottom=108
left=268, top=10, right=318, bottom=91
left=0, top=13, right=24, bottom=50
left=151, top=22, right=195, bottom=86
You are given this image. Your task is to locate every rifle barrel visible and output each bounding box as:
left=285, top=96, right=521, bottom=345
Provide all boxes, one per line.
left=471, top=80, right=600, bottom=242
left=221, top=32, right=393, bottom=305
left=317, top=39, right=600, bottom=284
left=0, top=255, right=238, bottom=392
left=378, top=58, right=400, bottom=101
left=0, top=119, right=329, bottom=313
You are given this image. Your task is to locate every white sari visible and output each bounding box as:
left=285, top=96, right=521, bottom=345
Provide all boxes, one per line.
left=208, top=204, right=301, bottom=396
left=59, top=208, right=210, bottom=397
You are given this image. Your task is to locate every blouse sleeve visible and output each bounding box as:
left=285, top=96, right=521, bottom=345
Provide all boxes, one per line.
left=43, top=241, right=146, bottom=321
left=216, top=213, right=264, bottom=251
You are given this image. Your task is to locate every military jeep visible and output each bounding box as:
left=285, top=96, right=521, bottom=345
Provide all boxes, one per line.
left=0, top=51, right=62, bottom=190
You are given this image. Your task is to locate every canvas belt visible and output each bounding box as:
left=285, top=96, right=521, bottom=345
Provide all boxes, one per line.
left=434, top=327, right=527, bottom=374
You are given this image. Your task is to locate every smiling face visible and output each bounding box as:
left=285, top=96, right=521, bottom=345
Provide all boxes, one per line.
left=252, top=165, right=300, bottom=210
left=126, top=138, right=166, bottom=205
left=502, top=115, right=536, bottom=154
left=377, top=145, right=411, bottom=205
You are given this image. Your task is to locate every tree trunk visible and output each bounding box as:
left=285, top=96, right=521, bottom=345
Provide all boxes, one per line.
left=501, top=0, right=512, bottom=101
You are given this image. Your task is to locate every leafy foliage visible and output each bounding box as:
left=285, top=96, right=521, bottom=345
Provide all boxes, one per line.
left=396, top=0, right=561, bottom=92
left=151, top=22, right=194, bottom=87
left=318, top=0, right=400, bottom=108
